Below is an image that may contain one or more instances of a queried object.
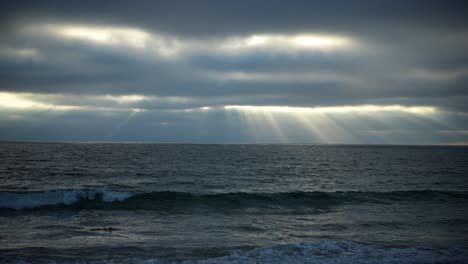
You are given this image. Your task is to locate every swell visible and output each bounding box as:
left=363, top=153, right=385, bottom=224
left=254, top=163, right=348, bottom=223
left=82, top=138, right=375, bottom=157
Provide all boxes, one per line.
left=1, top=189, right=467, bottom=211
left=2, top=240, right=468, bottom=263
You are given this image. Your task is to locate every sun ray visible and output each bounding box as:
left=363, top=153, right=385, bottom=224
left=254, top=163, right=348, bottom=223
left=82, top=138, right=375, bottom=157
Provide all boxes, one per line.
left=222, top=104, right=441, bottom=143
left=104, top=109, right=142, bottom=141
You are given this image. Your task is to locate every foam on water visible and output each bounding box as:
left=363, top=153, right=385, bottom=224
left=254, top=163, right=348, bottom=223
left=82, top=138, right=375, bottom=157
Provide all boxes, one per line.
left=6, top=241, right=468, bottom=264
left=211, top=240, right=467, bottom=264
left=0, top=190, right=133, bottom=210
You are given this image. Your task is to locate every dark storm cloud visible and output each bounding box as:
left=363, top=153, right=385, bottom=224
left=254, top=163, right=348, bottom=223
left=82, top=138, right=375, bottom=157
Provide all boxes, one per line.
left=2, top=0, right=467, bottom=35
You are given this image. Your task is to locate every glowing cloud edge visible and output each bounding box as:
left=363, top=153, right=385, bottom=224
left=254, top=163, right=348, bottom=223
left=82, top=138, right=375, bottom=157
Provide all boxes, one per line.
left=223, top=105, right=437, bottom=115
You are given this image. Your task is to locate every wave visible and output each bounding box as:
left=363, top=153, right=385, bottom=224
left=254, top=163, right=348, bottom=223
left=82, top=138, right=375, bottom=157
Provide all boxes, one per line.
left=1, top=189, right=467, bottom=210
left=0, top=190, right=132, bottom=210
left=4, top=240, right=468, bottom=263
left=197, top=240, right=466, bottom=264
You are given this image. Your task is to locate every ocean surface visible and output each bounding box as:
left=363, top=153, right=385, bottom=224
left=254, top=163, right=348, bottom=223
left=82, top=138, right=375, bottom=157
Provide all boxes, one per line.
left=1, top=142, right=468, bottom=263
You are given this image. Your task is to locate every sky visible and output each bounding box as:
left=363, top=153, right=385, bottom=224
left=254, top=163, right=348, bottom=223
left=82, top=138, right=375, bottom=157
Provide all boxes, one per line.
left=1, top=0, right=467, bottom=144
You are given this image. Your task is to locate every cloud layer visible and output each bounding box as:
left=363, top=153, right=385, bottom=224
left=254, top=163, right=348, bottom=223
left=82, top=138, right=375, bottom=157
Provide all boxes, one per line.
left=1, top=0, right=467, bottom=144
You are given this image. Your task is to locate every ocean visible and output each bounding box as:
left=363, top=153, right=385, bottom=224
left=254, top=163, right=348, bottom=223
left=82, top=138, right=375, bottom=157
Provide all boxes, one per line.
left=0, top=142, right=467, bottom=263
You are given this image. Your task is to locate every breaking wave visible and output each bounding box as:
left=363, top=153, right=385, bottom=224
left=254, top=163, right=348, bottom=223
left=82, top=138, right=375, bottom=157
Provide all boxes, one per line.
left=1, top=189, right=467, bottom=211
left=0, top=190, right=132, bottom=210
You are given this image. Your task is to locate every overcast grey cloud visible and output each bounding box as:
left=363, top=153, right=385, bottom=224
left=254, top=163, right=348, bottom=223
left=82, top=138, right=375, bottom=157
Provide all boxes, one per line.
left=1, top=0, right=467, bottom=144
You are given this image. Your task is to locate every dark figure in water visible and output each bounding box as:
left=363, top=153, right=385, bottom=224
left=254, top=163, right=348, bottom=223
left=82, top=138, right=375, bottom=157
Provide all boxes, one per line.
left=90, top=227, right=120, bottom=232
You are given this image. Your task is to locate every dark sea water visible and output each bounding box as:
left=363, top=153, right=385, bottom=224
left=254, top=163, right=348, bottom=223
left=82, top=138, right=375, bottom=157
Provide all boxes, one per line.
left=1, top=142, right=468, bottom=263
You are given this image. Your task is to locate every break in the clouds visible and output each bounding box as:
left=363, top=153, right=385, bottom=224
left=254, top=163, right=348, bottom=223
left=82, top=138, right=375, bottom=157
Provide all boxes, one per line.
left=1, top=0, right=468, bottom=144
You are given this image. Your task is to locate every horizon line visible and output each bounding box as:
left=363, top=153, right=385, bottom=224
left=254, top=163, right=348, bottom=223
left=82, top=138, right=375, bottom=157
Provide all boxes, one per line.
left=0, top=140, right=466, bottom=147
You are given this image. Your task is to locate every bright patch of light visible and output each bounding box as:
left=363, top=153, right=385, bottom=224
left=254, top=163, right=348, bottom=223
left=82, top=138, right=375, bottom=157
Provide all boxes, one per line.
left=0, top=92, right=80, bottom=110
left=49, top=24, right=151, bottom=49
left=245, top=35, right=268, bottom=46
left=222, top=33, right=355, bottom=52
left=100, top=94, right=193, bottom=105
left=33, top=23, right=182, bottom=57
left=0, top=92, right=200, bottom=113
left=292, top=35, right=350, bottom=47
left=26, top=22, right=358, bottom=59
left=105, top=95, right=147, bottom=103
left=224, top=105, right=437, bottom=115
left=0, top=92, right=41, bottom=109
left=179, top=106, right=215, bottom=112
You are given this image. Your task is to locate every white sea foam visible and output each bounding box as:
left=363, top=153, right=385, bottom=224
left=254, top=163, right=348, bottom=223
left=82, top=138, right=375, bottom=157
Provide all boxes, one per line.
left=7, top=241, right=467, bottom=264
left=196, top=240, right=468, bottom=264
left=0, top=190, right=134, bottom=209
left=101, top=191, right=133, bottom=202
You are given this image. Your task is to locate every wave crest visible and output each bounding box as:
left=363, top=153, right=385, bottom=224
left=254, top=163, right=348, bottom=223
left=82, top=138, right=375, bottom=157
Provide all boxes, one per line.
left=0, top=190, right=133, bottom=210
left=1, top=189, right=466, bottom=210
